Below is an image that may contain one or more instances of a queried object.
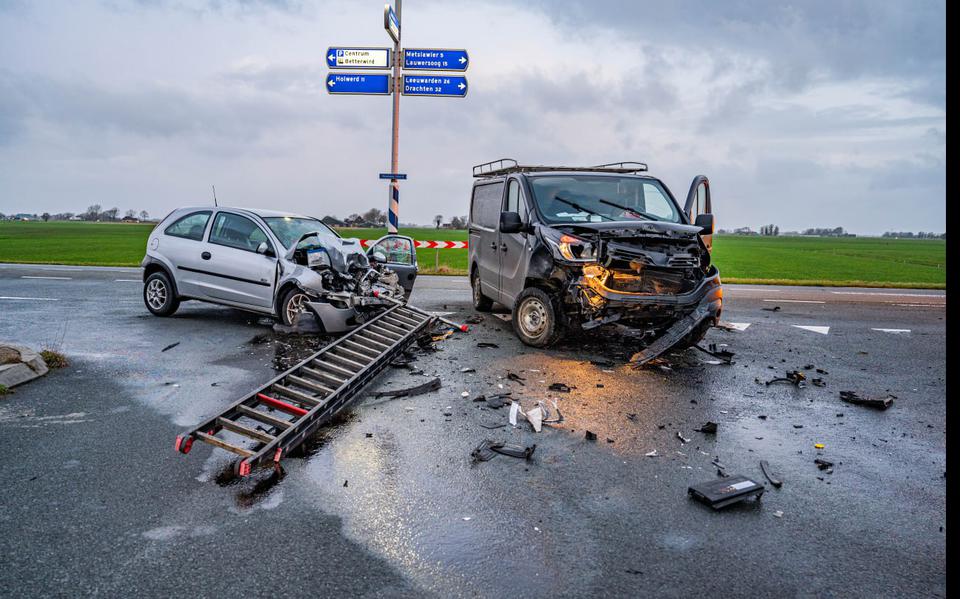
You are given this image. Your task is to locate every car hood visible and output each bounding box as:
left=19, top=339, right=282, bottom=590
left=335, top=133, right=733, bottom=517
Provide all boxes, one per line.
left=284, top=232, right=368, bottom=272
left=550, top=220, right=701, bottom=240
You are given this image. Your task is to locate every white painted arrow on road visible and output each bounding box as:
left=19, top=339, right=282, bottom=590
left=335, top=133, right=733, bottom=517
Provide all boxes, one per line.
left=792, top=325, right=830, bottom=335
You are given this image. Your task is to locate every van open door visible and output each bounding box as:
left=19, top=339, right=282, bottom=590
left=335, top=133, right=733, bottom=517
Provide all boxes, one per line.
left=684, top=176, right=714, bottom=253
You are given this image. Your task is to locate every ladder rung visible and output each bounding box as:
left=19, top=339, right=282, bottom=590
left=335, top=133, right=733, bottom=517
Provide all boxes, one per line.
left=217, top=417, right=276, bottom=443
left=326, top=352, right=366, bottom=370
left=367, top=324, right=403, bottom=339
left=395, top=307, right=427, bottom=320
left=381, top=316, right=416, bottom=330
left=352, top=332, right=392, bottom=348
left=341, top=339, right=382, bottom=357
left=273, top=384, right=322, bottom=407
left=310, top=359, right=357, bottom=378
left=236, top=405, right=292, bottom=430
left=195, top=432, right=255, bottom=457
left=375, top=321, right=410, bottom=336
left=389, top=311, right=421, bottom=326
left=256, top=393, right=308, bottom=416
left=287, top=374, right=335, bottom=395
left=301, top=366, right=347, bottom=387
left=332, top=345, right=375, bottom=363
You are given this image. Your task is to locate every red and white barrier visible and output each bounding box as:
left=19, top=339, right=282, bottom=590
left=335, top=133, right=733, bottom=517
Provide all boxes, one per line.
left=359, top=239, right=468, bottom=249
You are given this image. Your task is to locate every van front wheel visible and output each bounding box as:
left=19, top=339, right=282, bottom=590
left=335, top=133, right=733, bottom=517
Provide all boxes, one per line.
left=471, top=271, right=493, bottom=312
left=512, top=288, right=562, bottom=347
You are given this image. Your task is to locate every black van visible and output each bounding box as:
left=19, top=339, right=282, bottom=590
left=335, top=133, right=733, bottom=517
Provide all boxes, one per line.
left=467, top=159, right=722, bottom=358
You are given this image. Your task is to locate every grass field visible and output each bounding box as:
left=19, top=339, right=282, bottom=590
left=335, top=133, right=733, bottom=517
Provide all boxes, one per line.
left=0, top=221, right=945, bottom=288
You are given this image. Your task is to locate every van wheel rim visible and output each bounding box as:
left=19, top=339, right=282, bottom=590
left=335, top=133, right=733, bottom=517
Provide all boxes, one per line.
left=146, top=279, right=167, bottom=310
left=472, top=277, right=482, bottom=303
left=285, top=293, right=309, bottom=324
left=518, top=298, right=548, bottom=337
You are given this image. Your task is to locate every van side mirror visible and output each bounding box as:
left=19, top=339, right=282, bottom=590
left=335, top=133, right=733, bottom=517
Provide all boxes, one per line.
left=256, top=241, right=275, bottom=257
left=500, top=211, right=523, bottom=234
left=694, top=213, right=714, bottom=235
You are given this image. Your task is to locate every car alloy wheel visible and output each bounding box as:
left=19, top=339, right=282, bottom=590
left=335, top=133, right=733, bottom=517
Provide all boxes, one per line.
left=285, top=292, right=309, bottom=325
left=146, top=278, right=168, bottom=311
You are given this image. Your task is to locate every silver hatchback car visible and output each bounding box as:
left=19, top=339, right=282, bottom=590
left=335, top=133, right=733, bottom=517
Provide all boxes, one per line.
left=141, top=207, right=418, bottom=330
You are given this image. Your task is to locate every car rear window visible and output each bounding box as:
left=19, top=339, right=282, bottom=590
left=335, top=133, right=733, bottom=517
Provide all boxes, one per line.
left=164, top=211, right=211, bottom=241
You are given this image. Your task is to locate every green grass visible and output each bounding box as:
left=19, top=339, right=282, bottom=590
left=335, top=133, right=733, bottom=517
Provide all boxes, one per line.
left=0, top=221, right=946, bottom=288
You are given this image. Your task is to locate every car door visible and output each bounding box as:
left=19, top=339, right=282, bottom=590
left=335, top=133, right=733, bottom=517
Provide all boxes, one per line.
left=196, top=211, right=277, bottom=308
left=498, top=177, right=530, bottom=306
left=684, top=175, right=714, bottom=252
left=159, top=210, right=213, bottom=298
left=367, top=235, right=418, bottom=293
left=468, top=181, right=505, bottom=300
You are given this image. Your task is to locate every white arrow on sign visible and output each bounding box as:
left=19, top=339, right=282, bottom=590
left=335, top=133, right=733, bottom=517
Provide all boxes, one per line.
left=458, top=82, right=466, bottom=90
left=328, top=53, right=336, bottom=62
left=328, top=79, right=336, bottom=87
left=459, top=56, right=467, bottom=64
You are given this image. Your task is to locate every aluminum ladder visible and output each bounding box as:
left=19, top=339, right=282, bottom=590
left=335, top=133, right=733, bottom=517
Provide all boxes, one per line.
left=174, top=303, right=437, bottom=476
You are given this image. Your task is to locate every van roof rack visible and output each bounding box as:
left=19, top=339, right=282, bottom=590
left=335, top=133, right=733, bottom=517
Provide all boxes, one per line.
left=472, top=158, right=648, bottom=178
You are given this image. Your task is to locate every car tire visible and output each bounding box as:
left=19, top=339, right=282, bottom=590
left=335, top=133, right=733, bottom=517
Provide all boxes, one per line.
left=280, top=287, right=311, bottom=326
left=512, top=288, right=562, bottom=347
left=471, top=270, right=493, bottom=312
left=143, top=271, right=180, bottom=317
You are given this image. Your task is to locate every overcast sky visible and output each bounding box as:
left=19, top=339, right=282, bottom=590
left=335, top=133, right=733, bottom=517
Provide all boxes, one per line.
left=0, top=0, right=945, bottom=233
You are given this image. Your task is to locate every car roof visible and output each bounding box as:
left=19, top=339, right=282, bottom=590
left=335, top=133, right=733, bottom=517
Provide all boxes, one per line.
left=474, top=171, right=658, bottom=185
left=173, top=206, right=317, bottom=220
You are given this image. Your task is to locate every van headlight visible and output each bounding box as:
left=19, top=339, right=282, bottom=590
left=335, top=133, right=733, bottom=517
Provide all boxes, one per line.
left=544, top=232, right=597, bottom=263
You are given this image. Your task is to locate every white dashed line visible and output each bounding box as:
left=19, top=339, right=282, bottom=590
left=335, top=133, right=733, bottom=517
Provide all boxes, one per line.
left=872, top=328, right=911, bottom=334
left=832, top=291, right=945, bottom=298
left=792, top=325, right=830, bottom=335
left=115, top=279, right=140, bottom=282
left=0, top=296, right=59, bottom=301
left=893, top=303, right=946, bottom=308
left=764, top=299, right=825, bottom=304
left=20, top=275, right=72, bottom=280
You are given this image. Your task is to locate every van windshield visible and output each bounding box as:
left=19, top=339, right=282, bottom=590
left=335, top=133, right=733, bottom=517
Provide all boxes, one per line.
left=263, top=217, right=339, bottom=249
left=528, top=175, right=681, bottom=224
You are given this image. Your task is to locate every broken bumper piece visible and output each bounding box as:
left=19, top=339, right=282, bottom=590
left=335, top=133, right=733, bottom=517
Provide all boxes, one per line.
left=628, top=279, right=724, bottom=366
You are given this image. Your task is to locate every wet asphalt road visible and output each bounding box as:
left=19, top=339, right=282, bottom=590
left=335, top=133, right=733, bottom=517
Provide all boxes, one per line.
left=0, top=264, right=946, bottom=597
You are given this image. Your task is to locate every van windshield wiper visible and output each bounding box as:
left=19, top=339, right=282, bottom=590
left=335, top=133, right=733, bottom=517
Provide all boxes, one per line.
left=552, top=195, right=614, bottom=221
left=597, top=198, right=660, bottom=221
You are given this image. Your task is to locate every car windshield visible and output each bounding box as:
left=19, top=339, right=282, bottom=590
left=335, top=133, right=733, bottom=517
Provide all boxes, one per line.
left=263, top=217, right=339, bottom=249
left=528, top=175, right=681, bottom=224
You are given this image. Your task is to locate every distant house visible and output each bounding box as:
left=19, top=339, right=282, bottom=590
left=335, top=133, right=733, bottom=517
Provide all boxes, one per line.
left=13, top=213, right=35, bottom=221
left=321, top=216, right=346, bottom=227
left=121, top=215, right=140, bottom=223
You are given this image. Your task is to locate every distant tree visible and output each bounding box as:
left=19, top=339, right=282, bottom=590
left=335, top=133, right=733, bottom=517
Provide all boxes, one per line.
left=0, top=212, right=5, bottom=220
left=450, top=215, right=467, bottom=229
left=773, top=225, right=779, bottom=236
left=434, top=214, right=443, bottom=229
left=124, top=209, right=137, bottom=219
left=102, top=207, right=119, bottom=221
left=139, top=210, right=149, bottom=221
left=84, top=204, right=102, bottom=221
left=345, top=213, right=363, bottom=226
left=361, top=208, right=386, bottom=225
left=42, top=212, right=51, bottom=222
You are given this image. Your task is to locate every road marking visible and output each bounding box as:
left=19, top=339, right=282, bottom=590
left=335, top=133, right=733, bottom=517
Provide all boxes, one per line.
left=872, top=328, right=911, bottom=334
left=429, top=311, right=453, bottom=317
left=792, top=325, right=830, bottom=335
left=0, top=296, right=59, bottom=301
left=20, top=275, right=72, bottom=280
left=832, top=291, right=945, bottom=298
left=115, top=279, right=140, bottom=282
left=893, top=303, right=946, bottom=308
left=764, top=299, right=825, bottom=304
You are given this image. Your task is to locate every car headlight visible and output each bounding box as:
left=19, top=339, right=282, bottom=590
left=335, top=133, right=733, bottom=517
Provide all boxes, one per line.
left=306, top=248, right=332, bottom=269
left=545, top=232, right=598, bottom=263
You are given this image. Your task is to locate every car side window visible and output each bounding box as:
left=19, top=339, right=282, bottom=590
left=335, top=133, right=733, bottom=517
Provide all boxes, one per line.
left=470, top=182, right=505, bottom=228
left=504, top=179, right=528, bottom=222
left=641, top=183, right=679, bottom=221
left=370, top=237, right=415, bottom=265
left=209, top=212, right=270, bottom=253
left=164, top=211, right=211, bottom=241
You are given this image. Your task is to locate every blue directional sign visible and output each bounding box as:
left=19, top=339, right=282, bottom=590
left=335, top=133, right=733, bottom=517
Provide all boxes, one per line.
left=326, top=73, right=391, bottom=95
left=401, top=75, right=468, bottom=98
left=326, top=47, right=391, bottom=70
left=384, top=4, right=400, bottom=43
left=403, top=48, right=469, bottom=72
left=379, top=173, right=408, bottom=180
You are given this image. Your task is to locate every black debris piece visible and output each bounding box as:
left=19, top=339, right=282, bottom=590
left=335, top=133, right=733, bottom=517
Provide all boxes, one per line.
left=506, top=372, right=526, bottom=385
left=365, top=433, right=373, bottom=438
left=161, top=342, right=180, bottom=352
left=549, top=382, right=572, bottom=393
left=803, top=364, right=815, bottom=370
left=465, top=314, right=484, bottom=325
left=696, top=422, right=718, bottom=434
left=694, top=343, right=736, bottom=364
left=816, top=368, right=829, bottom=375
left=585, top=431, right=598, bottom=441
left=476, top=342, right=500, bottom=348
left=815, top=458, right=834, bottom=471
left=472, top=439, right=536, bottom=462
left=461, top=367, right=476, bottom=373
left=479, top=423, right=507, bottom=430
left=758, top=415, right=768, bottom=420
left=374, top=377, right=441, bottom=398
left=471, top=440, right=499, bottom=462
left=472, top=394, right=486, bottom=402
left=247, top=334, right=271, bottom=345
left=391, top=356, right=417, bottom=369
left=812, top=378, right=826, bottom=387
left=485, top=393, right=511, bottom=409
left=688, top=475, right=764, bottom=509
left=677, top=431, right=690, bottom=444
left=766, top=370, right=806, bottom=387
left=626, top=413, right=639, bottom=422
left=590, top=359, right=615, bottom=367
left=761, top=306, right=781, bottom=312
left=343, top=480, right=348, bottom=487
left=759, top=460, right=783, bottom=488
left=839, top=390, right=895, bottom=410
left=596, top=383, right=604, bottom=388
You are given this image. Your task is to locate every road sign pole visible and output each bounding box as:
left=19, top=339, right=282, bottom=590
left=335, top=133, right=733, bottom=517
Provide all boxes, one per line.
left=387, top=0, right=402, bottom=234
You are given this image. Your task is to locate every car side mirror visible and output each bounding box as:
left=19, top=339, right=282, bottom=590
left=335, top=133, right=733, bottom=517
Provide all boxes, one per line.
left=500, top=211, right=523, bottom=234
left=694, top=213, right=714, bottom=235
left=256, top=241, right=275, bottom=257
left=370, top=250, right=387, bottom=264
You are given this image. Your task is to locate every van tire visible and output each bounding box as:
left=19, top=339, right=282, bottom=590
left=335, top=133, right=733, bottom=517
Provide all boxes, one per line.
left=512, top=288, right=562, bottom=347
left=143, top=271, right=180, bottom=317
left=471, top=271, right=493, bottom=312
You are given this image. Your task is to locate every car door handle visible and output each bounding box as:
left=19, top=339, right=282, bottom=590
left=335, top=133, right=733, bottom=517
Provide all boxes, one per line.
left=500, top=243, right=508, bottom=252
left=201, top=251, right=211, bottom=260
left=489, top=242, right=497, bottom=250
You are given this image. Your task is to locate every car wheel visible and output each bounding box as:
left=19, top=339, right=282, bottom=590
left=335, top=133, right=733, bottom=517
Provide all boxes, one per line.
left=471, top=270, right=493, bottom=312
left=512, top=288, right=562, bottom=347
left=143, top=271, right=180, bottom=317
left=280, top=287, right=311, bottom=326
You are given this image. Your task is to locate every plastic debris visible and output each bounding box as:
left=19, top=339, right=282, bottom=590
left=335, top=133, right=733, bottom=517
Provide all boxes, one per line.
left=585, top=431, right=598, bottom=441
left=374, top=377, right=441, bottom=398
left=645, top=450, right=659, bottom=457
left=506, top=372, right=526, bottom=385
left=766, top=370, right=806, bottom=387
left=695, top=422, right=718, bottom=434
left=761, top=306, right=781, bottom=312
left=161, top=342, right=180, bottom=352
left=759, top=460, right=783, bottom=488
left=694, top=343, right=735, bottom=364
left=677, top=432, right=690, bottom=444
left=839, top=390, right=894, bottom=410
left=815, top=458, right=834, bottom=471
left=814, top=443, right=825, bottom=449
left=476, top=342, right=499, bottom=348
left=688, top=475, right=764, bottom=509
left=548, top=382, right=572, bottom=393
